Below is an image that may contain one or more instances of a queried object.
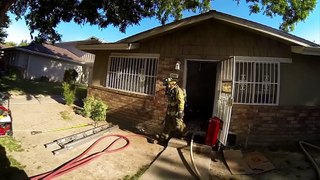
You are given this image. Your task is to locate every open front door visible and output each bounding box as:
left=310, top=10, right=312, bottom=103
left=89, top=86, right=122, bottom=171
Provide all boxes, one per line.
left=216, top=56, right=235, bottom=145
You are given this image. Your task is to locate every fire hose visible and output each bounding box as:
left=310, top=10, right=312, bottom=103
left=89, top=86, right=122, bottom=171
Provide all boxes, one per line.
left=30, top=134, right=130, bottom=180
left=190, top=132, right=201, bottom=179
left=299, top=141, right=320, bottom=179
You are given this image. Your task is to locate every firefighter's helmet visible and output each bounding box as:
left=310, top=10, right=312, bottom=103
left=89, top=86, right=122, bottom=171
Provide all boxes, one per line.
left=163, top=77, right=177, bottom=86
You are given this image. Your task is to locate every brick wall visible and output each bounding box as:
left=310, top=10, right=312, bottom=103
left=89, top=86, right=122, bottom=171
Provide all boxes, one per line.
left=230, top=104, right=320, bottom=146
left=87, top=57, right=180, bottom=134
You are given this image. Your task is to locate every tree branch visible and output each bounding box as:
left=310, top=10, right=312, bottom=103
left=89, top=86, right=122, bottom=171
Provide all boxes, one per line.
left=0, top=0, right=15, bottom=23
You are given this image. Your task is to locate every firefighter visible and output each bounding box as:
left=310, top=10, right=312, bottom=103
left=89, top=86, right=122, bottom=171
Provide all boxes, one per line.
left=157, top=77, right=186, bottom=140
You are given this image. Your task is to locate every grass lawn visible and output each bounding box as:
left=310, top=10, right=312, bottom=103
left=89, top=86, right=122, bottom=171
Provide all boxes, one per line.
left=0, top=76, right=87, bottom=100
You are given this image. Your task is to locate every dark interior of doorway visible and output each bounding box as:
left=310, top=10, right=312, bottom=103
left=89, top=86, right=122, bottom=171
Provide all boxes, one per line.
left=185, top=61, right=217, bottom=136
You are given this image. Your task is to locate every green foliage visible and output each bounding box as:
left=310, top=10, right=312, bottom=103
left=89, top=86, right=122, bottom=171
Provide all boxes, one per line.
left=8, top=67, right=23, bottom=80
left=82, top=96, right=94, bottom=118
left=0, top=137, right=25, bottom=169
left=60, top=110, right=72, bottom=120
left=82, top=96, right=108, bottom=121
left=91, top=99, right=108, bottom=121
left=62, top=82, right=76, bottom=106
left=242, top=0, right=317, bottom=32
left=39, top=76, right=49, bottom=82
left=5, top=41, right=17, bottom=47
left=0, top=11, right=9, bottom=43
left=18, top=39, right=29, bottom=46
left=63, top=69, right=78, bottom=84
left=0, top=137, right=23, bottom=152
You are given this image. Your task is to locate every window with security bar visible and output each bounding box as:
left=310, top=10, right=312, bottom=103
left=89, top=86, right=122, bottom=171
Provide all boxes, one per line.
left=106, top=54, right=159, bottom=95
left=234, top=61, right=280, bottom=105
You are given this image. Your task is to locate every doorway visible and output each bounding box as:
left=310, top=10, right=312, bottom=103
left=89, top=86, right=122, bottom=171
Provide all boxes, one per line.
left=184, top=60, right=217, bottom=131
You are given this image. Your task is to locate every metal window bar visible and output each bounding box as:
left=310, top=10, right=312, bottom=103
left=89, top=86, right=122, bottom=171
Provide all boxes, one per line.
left=261, top=62, right=264, bottom=104
left=133, top=58, right=137, bottom=92
left=147, top=58, right=151, bottom=94
left=276, top=62, right=281, bottom=104
left=234, top=61, right=279, bottom=105
left=106, top=58, right=111, bottom=87
left=138, top=58, right=142, bottom=93
left=106, top=55, right=158, bottom=95
left=240, top=62, right=244, bottom=103
left=235, top=62, right=239, bottom=103
left=269, top=63, right=273, bottom=104
left=246, top=62, right=250, bottom=103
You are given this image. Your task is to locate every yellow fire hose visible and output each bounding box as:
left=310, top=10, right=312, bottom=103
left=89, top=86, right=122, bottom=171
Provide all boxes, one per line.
left=31, top=122, right=95, bottom=135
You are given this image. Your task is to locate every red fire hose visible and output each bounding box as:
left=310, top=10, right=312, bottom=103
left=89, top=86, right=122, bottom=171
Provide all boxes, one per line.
left=30, top=134, right=130, bottom=180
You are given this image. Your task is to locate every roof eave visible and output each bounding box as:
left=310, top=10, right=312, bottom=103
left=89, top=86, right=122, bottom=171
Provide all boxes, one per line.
left=77, top=43, right=139, bottom=50
left=14, top=48, right=85, bottom=65
left=212, top=13, right=316, bottom=47
left=291, top=46, right=320, bottom=56
left=117, top=11, right=317, bottom=47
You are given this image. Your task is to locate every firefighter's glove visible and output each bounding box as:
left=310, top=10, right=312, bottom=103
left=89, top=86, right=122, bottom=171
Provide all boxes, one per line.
left=177, top=111, right=184, bottom=119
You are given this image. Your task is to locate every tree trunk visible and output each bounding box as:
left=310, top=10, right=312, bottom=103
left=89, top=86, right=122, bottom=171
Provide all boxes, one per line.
left=0, top=0, right=16, bottom=24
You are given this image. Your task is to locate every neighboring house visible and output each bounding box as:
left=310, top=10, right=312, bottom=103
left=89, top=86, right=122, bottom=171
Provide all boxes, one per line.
left=0, top=44, right=9, bottom=74
left=3, top=38, right=98, bottom=83
left=78, top=10, right=320, bottom=146
left=55, top=37, right=98, bottom=84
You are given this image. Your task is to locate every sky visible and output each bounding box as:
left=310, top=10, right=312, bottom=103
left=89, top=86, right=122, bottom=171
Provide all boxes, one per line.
left=5, top=0, right=320, bottom=44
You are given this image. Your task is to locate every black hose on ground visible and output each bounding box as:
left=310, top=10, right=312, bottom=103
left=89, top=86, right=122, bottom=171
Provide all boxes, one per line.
left=299, top=141, right=320, bottom=179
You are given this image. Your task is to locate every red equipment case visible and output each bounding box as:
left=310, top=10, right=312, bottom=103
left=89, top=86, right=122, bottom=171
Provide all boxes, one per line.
left=0, top=93, right=12, bottom=136
left=205, top=116, right=221, bottom=146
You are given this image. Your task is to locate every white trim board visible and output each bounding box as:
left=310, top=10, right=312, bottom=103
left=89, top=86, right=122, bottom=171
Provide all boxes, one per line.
left=235, top=56, right=292, bottom=63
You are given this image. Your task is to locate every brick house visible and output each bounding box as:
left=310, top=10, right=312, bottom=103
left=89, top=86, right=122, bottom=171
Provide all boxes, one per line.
left=78, top=11, right=320, bottom=146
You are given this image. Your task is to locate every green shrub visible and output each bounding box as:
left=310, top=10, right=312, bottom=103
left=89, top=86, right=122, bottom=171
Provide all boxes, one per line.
left=63, top=69, right=78, bottom=84
left=7, top=67, right=24, bottom=80
left=39, top=76, right=49, bottom=82
left=91, top=100, right=108, bottom=121
left=62, top=82, right=76, bottom=106
left=82, top=96, right=95, bottom=118
left=82, top=96, right=108, bottom=121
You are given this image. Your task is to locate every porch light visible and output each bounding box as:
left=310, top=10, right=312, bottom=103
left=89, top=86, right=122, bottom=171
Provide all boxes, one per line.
left=175, top=61, right=181, bottom=71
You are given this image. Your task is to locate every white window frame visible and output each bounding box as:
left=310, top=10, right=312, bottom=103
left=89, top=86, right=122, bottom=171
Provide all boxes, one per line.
left=106, top=53, right=159, bottom=96
left=233, top=56, right=291, bottom=105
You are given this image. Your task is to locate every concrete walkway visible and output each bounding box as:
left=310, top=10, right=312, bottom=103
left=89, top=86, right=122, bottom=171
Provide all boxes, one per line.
left=141, top=138, right=212, bottom=180
left=9, top=95, right=65, bottom=105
